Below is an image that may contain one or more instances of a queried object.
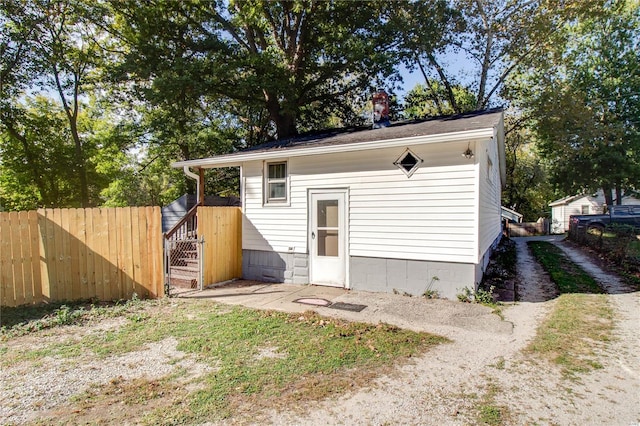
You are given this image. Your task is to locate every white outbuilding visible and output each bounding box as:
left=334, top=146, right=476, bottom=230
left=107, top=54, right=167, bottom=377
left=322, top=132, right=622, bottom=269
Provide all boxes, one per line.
left=173, top=109, right=506, bottom=300
left=549, top=190, right=640, bottom=233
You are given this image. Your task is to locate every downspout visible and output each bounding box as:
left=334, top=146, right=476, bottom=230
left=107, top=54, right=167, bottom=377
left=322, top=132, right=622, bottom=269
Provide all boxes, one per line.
left=183, top=166, right=201, bottom=204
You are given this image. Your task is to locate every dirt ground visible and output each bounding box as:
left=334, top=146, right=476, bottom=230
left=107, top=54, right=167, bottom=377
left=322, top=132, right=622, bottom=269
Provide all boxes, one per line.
left=262, top=238, right=640, bottom=425
left=1, top=237, right=639, bottom=425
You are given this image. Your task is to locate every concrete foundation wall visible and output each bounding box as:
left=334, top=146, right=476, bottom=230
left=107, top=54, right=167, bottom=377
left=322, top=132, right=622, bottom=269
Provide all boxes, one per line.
left=243, top=250, right=487, bottom=300
left=350, top=256, right=476, bottom=300
left=242, top=249, right=309, bottom=285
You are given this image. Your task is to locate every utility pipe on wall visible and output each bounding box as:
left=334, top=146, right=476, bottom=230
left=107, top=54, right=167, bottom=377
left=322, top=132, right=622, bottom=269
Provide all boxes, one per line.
left=183, top=166, right=201, bottom=204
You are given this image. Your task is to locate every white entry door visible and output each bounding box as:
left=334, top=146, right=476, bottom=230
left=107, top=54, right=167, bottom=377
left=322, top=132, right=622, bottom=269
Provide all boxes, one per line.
left=309, top=190, right=347, bottom=287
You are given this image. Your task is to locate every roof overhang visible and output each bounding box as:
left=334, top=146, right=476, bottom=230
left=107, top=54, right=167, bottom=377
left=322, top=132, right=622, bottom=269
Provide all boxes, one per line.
left=501, top=205, right=523, bottom=222
left=172, top=127, right=498, bottom=170
left=549, top=194, right=584, bottom=207
left=494, top=117, right=507, bottom=187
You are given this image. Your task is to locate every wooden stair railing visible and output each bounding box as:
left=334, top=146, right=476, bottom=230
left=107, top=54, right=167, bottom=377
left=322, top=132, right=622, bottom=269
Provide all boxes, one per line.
left=164, top=202, right=202, bottom=292
left=164, top=202, right=200, bottom=242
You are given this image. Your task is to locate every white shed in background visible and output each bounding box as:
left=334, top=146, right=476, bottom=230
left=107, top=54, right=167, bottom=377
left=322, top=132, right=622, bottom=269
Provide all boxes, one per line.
left=549, top=191, right=640, bottom=233
left=174, top=109, right=506, bottom=300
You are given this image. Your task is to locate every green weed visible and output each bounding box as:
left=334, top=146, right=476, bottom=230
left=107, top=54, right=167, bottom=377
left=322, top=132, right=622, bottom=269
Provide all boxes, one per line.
left=528, top=241, right=603, bottom=294
left=1, top=298, right=149, bottom=339
left=527, top=241, right=614, bottom=378
left=3, top=300, right=447, bottom=424
left=422, top=276, right=440, bottom=299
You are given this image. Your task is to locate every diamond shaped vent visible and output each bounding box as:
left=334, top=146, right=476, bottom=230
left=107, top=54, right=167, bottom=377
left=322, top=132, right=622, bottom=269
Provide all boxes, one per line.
left=394, top=149, right=423, bottom=177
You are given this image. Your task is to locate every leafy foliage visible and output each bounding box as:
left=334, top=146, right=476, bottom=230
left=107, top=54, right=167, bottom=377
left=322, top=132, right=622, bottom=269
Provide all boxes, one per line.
left=502, top=116, right=555, bottom=220
left=110, top=0, right=412, bottom=139
left=403, top=82, right=476, bottom=119
left=0, top=0, right=636, bottom=213
left=510, top=1, right=640, bottom=201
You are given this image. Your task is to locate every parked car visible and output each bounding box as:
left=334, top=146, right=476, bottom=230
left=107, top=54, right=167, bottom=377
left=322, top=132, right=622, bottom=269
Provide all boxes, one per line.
left=569, top=205, right=640, bottom=234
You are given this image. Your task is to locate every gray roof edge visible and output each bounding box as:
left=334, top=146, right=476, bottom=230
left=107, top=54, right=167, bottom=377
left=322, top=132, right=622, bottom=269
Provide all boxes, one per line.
left=173, top=109, right=504, bottom=169
left=172, top=127, right=495, bottom=169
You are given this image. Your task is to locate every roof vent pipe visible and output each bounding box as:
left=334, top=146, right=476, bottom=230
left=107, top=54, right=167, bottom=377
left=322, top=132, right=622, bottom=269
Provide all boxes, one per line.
left=183, top=166, right=201, bottom=204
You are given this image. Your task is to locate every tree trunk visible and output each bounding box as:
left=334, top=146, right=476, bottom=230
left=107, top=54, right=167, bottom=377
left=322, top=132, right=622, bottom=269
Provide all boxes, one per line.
left=265, top=90, right=297, bottom=139
left=274, top=113, right=297, bottom=139
left=53, top=66, right=89, bottom=207
left=426, top=52, right=459, bottom=113
left=475, top=0, right=492, bottom=111
left=68, top=118, right=90, bottom=208
left=602, top=187, right=613, bottom=207
left=416, top=57, right=443, bottom=115
left=615, top=185, right=622, bottom=205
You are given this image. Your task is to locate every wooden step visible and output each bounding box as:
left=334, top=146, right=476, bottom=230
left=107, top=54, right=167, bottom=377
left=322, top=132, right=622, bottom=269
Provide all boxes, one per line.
left=169, top=265, right=199, bottom=275
left=169, top=258, right=198, bottom=267
left=172, top=250, right=197, bottom=258
left=168, top=275, right=198, bottom=289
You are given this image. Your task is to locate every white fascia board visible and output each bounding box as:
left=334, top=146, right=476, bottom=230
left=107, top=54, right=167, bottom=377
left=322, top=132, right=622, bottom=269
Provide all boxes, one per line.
left=171, top=127, right=496, bottom=169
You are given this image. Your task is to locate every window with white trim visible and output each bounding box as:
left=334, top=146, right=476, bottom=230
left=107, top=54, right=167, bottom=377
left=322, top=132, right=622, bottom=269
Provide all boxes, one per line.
left=264, top=161, right=288, bottom=204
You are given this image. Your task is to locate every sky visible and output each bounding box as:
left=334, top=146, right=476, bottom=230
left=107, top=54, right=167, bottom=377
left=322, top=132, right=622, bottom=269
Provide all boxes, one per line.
left=395, top=49, right=476, bottom=101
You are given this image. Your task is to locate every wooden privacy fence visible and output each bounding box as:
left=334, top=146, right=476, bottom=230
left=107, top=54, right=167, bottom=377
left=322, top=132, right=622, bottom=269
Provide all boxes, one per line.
left=1, top=207, right=163, bottom=307
left=507, top=219, right=550, bottom=237
left=198, top=207, right=242, bottom=286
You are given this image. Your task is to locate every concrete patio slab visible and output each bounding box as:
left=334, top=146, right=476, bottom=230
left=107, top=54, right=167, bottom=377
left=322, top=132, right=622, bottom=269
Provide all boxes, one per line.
left=177, top=281, right=349, bottom=313
left=174, top=280, right=513, bottom=336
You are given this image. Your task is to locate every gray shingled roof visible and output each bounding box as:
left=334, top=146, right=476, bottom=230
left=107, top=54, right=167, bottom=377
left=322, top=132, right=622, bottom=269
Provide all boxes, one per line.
left=172, top=108, right=504, bottom=169
left=243, top=108, right=504, bottom=154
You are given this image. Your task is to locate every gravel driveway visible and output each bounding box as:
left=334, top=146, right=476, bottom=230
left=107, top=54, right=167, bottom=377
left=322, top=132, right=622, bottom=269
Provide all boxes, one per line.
left=1, top=237, right=638, bottom=425
left=265, top=237, right=640, bottom=425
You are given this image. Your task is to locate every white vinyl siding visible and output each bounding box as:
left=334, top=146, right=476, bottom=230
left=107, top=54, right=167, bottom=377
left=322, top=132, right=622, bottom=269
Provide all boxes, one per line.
left=243, top=161, right=306, bottom=251
left=477, top=137, right=502, bottom=258
left=243, top=141, right=485, bottom=263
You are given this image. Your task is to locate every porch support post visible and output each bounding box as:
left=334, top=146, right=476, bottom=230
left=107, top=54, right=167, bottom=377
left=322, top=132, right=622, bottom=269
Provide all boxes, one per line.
left=198, top=168, right=205, bottom=205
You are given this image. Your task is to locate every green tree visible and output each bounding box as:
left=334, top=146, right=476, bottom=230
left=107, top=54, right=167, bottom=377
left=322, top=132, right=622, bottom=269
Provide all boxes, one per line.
left=0, top=97, right=78, bottom=209
left=511, top=1, right=640, bottom=204
left=403, top=82, right=476, bottom=119
left=1, top=0, right=111, bottom=207
left=502, top=116, right=554, bottom=220
left=109, top=0, right=421, bottom=140
left=401, top=0, right=598, bottom=113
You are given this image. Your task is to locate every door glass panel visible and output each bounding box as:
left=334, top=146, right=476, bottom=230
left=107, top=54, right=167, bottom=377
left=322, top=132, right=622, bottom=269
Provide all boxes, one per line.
left=318, top=230, right=339, bottom=257
left=318, top=200, right=338, bottom=227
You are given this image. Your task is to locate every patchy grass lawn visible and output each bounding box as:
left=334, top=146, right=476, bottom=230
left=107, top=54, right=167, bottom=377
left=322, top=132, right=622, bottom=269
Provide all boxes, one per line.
left=1, top=299, right=447, bottom=424
left=526, top=241, right=614, bottom=379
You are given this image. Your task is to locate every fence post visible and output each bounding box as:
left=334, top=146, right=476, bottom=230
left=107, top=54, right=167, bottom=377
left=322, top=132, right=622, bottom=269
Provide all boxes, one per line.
left=198, top=236, right=205, bottom=291
left=163, top=238, right=170, bottom=297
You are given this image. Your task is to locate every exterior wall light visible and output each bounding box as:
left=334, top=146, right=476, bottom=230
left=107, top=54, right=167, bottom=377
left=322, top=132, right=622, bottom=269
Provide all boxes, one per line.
left=462, top=143, right=474, bottom=159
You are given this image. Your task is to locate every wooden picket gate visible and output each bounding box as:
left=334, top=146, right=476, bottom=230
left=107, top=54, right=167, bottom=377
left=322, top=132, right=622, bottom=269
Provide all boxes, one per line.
left=0, top=207, right=164, bottom=307
left=164, top=207, right=243, bottom=293
left=198, top=207, right=242, bottom=286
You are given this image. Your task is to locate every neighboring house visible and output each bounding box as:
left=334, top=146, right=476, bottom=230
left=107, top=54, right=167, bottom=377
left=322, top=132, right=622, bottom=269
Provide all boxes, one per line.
left=172, top=109, right=506, bottom=300
left=549, top=190, right=640, bottom=233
